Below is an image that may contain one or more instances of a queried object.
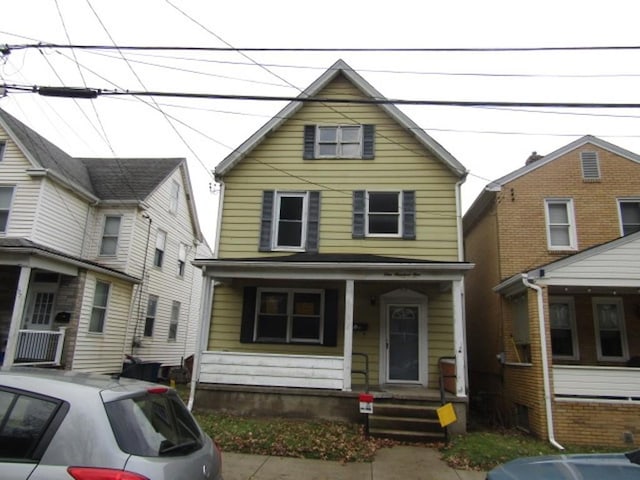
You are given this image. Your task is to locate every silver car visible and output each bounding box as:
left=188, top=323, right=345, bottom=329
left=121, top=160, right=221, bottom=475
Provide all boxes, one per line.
left=0, top=367, right=223, bottom=480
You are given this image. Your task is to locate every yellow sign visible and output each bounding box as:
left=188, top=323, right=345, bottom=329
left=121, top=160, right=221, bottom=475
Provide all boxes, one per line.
left=437, top=403, right=457, bottom=428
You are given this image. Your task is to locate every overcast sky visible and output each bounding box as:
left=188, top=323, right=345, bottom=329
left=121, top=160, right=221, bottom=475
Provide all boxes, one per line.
left=2, top=0, right=640, bottom=246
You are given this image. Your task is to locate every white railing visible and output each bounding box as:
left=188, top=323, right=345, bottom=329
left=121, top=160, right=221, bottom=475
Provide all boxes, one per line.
left=553, top=364, right=640, bottom=401
left=14, top=328, right=67, bottom=366
left=199, top=351, right=345, bottom=390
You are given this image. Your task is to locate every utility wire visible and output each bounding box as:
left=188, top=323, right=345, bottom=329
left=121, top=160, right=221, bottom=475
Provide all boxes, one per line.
left=8, top=83, right=640, bottom=109
left=7, top=43, right=640, bottom=53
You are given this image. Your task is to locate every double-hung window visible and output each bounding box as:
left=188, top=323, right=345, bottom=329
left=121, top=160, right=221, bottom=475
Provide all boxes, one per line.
left=168, top=301, right=180, bottom=341
left=100, top=215, right=121, bottom=256
left=89, top=281, right=110, bottom=333
left=154, top=230, right=166, bottom=267
left=549, top=297, right=578, bottom=359
left=545, top=199, right=576, bottom=250
left=255, top=288, right=323, bottom=343
left=618, top=200, right=640, bottom=236
left=144, top=295, right=158, bottom=337
left=177, top=243, right=187, bottom=276
left=0, top=186, right=14, bottom=233
left=353, top=190, right=416, bottom=239
left=593, top=297, right=628, bottom=361
left=275, top=192, right=307, bottom=249
left=259, top=190, right=320, bottom=253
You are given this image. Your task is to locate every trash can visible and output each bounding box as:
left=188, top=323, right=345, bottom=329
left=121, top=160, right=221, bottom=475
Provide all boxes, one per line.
left=122, top=361, right=161, bottom=382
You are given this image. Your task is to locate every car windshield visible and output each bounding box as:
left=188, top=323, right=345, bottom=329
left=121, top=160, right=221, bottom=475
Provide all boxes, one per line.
left=104, top=390, right=203, bottom=457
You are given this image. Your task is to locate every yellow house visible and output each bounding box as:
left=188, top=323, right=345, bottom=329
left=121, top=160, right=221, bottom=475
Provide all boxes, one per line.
left=193, top=60, right=473, bottom=438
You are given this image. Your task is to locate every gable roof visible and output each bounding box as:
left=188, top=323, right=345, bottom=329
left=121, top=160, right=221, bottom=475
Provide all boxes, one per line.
left=0, top=107, right=203, bottom=241
left=215, top=59, right=467, bottom=178
left=464, top=135, right=640, bottom=232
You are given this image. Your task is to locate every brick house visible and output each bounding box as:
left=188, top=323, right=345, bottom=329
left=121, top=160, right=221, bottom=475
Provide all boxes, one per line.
left=464, top=135, right=640, bottom=447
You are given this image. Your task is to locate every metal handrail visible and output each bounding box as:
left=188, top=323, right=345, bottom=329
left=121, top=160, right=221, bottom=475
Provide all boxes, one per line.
left=352, top=352, right=369, bottom=392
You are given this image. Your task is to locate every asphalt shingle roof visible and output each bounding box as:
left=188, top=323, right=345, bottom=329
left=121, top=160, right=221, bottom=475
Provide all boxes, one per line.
left=0, top=108, right=181, bottom=202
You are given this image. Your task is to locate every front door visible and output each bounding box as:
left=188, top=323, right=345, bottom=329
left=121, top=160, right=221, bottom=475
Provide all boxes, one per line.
left=24, top=285, right=56, bottom=330
left=388, top=304, right=420, bottom=381
left=380, top=289, right=428, bottom=386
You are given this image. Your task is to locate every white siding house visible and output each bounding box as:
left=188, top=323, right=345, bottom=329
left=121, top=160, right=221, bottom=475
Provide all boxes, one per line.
left=0, top=107, right=208, bottom=376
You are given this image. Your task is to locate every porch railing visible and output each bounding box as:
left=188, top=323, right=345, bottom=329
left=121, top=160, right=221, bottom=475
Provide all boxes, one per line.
left=553, top=365, right=640, bottom=401
left=14, top=328, right=67, bottom=366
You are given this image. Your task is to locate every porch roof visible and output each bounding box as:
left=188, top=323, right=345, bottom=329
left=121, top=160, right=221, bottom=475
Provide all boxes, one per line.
left=495, top=231, right=640, bottom=294
left=0, top=237, right=140, bottom=283
left=193, top=253, right=473, bottom=281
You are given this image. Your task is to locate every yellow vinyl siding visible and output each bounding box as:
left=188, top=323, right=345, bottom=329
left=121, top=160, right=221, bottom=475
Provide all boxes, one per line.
left=218, top=75, right=459, bottom=260
left=208, top=284, right=343, bottom=356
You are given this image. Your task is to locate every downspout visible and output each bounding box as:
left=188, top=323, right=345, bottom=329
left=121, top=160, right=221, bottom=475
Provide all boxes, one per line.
left=455, top=177, right=469, bottom=394
left=521, top=275, right=564, bottom=450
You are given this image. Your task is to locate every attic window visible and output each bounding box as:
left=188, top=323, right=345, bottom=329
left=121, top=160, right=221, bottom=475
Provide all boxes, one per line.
left=0, top=141, right=5, bottom=161
left=581, top=151, right=600, bottom=181
left=303, top=124, right=375, bottom=159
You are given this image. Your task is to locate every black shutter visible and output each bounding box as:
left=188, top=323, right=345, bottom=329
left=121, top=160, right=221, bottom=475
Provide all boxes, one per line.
left=402, top=190, right=416, bottom=240
left=303, top=125, right=316, bottom=159
left=352, top=190, right=365, bottom=238
left=240, top=286, right=257, bottom=343
left=362, top=124, right=375, bottom=159
left=323, top=289, right=339, bottom=346
left=306, top=191, right=321, bottom=253
left=258, top=191, right=274, bottom=251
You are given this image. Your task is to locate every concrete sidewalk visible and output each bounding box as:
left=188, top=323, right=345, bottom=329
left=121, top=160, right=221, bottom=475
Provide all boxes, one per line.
left=222, top=445, right=486, bottom=480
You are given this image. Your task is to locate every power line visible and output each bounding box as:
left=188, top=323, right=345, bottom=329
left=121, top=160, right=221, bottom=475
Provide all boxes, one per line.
left=8, top=83, right=640, bottom=109
left=7, top=43, right=640, bottom=53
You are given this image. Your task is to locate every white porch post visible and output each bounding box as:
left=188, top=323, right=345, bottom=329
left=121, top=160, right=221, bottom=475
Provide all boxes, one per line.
left=342, top=279, right=354, bottom=391
left=3, top=266, right=31, bottom=369
left=452, top=279, right=467, bottom=397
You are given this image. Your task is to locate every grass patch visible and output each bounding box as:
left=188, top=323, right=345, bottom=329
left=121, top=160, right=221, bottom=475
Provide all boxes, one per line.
left=441, top=430, right=624, bottom=471
left=193, top=410, right=396, bottom=463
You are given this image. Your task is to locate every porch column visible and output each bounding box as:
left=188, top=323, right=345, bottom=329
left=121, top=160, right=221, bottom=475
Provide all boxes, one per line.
left=342, top=279, right=354, bottom=391
left=3, top=266, right=31, bottom=369
left=452, top=279, right=467, bottom=397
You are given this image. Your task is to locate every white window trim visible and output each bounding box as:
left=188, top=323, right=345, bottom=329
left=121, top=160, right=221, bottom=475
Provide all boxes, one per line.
left=315, top=125, right=363, bottom=159
left=544, top=198, right=577, bottom=250
left=592, top=297, right=628, bottom=362
left=144, top=295, right=159, bottom=337
left=272, top=191, right=308, bottom=251
left=177, top=243, right=187, bottom=277
left=254, top=287, right=324, bottom=344
left=0, top=185, right=15, bottom=234
left=154, top=230, right=167, bottom=268
left=366, top=191, right=402, bottom=238
left=89, top=280, right=110, bottom=334
left=99, top=215, right=122, bottom=256
left=169, top=180, right=180, bottom=214
left=549, top=296, right=579, bottom=360
left=617, top=198, right=640, bottom=236
left=168, top=300, right=180, bottom=341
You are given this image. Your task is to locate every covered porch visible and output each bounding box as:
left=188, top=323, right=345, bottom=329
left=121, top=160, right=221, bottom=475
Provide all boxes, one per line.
left=192, top=254, right=472, bottom=433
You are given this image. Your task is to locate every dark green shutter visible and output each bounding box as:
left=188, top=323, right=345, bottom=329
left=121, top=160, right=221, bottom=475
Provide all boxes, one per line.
left=362, top=124, right=375, bottom=159
left=402, top=190, right=416, bottom=240
left=323, top=289, right=339, bottom=346
left=240, top=287, right=257, bottom=343
left=303, top=125, right=316, bottom=159
left=306, top=191, right=321, bottom=253
left=352, top=190, right=365, bottom=238
left=258, top=191, right=274, bottom=251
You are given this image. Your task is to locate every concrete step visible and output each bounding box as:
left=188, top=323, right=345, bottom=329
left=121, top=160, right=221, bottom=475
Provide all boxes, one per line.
left=368, top=427, right=445, bottom=443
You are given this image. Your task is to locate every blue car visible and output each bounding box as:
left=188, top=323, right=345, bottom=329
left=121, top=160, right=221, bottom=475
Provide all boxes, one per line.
left=487, top=450, right=640, bottom=479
